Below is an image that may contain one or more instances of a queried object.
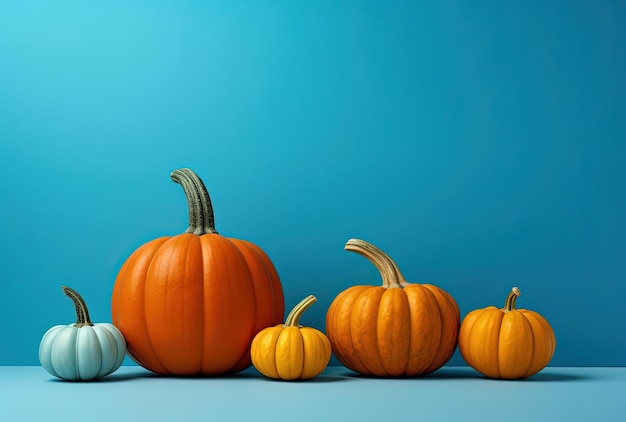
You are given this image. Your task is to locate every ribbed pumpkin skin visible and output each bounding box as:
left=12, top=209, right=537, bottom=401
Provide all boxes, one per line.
left=458, top=289, right=556, bottom=379
left=251, top=326, right=331, bottom=380
left=39, top=323, right=126, bottom=381
left=111, top=168, right=284, bottom=376
left=112, top=234, right=284, bottom=375
left=251, top=295, right=331, bottom=381
left=326, top=283, right=459, bottom=377
left=40, top=286, right=126, bottom=381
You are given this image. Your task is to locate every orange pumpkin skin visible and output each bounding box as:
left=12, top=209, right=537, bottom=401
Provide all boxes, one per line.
left=458, top=287, right=556, bottom=379
left=111, top=169, right=284, bottom=375
left=326, top=239, right=460, bottom=377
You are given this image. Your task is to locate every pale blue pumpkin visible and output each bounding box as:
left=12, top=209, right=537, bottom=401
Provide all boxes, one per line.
left=39, top=286, right=126, bottom=381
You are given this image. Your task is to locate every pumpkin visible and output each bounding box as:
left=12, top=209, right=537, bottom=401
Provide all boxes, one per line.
left=39, top=286, right=126, bottom=381
left=111, top=168, right=284, bottom=375
left=458, top=286, right=556, bottom=379
left=326, top=239, right=460, bottom=377
left=251, top=295, right=331, bottom=380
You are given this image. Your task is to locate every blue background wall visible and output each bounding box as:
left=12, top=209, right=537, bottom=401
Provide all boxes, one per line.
left=1, top=0, right=624, bottom=367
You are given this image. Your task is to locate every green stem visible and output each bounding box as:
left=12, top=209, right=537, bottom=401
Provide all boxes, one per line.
left=344, top=239, right=408, bottom=288
left=503, top=287, right=521, bottom=311
left=284, top=295, right=317, bottom=327
left=170, top=168, right=217, bottom=235
left=62, top=286, right=93, bottom=327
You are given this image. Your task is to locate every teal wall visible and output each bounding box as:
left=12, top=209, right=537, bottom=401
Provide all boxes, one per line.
left=1, top=0, right=625, bottom=366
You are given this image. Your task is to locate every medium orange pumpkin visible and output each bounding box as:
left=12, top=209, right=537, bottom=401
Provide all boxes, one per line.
left=458, top=287, right=556, bottom=379
left=111, top=168, right=284, bottom=375
left=326, top=239, right=460, bottom=377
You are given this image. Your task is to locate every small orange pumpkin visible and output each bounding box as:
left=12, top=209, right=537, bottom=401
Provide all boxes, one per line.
left=458, top=287, right=556, bottom=379
left=326, top=239, right=460, bottom=377
left=111, top=168, right=284, bottom=375
left=251, top=295, right=331, bottom=380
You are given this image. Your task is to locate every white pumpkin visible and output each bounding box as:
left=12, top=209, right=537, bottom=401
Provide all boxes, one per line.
left=39, top=286, right=126, bottom=381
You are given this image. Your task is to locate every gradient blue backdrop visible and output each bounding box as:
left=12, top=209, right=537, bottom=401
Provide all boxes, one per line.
left=1, top=0, right=624, bottom=367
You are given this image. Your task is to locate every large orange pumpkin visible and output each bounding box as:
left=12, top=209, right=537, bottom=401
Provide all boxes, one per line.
left=326, top=238, right=460, bottom=377
left=111, top=168, right=284, bottom=375
left=458, top=287, right=556, bottom=379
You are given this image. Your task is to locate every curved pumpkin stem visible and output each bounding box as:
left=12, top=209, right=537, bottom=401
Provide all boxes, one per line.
left=345, top=239, right=408, bottom=289
left=171, top=168, right=218, bottom=235
left=503, top=287, right=521, bottom=311
left=285, top=295, right=316, bottom=327
left=62, top=286, right=93, bottom=327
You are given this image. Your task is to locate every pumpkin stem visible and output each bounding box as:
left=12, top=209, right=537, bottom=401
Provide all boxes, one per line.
left=171, top=168, right=218, bottom=235
left=285, top=295, right=317, bottom=327
left=62, top=286, right=93, bottom=327
left=344, top=239, right=408, bottom=288
left=503, top=287, right=521, bottom=311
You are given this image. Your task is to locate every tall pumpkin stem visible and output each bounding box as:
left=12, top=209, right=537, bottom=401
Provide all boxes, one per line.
left=62, top=286, right=93, bottom=327
left=285, top=295, right=317, bottom=327
left=503, top=287, right=521, bottom=311
left=345, top=239, right=408, bottom=288
left=171, top=168, right=218, bottom=235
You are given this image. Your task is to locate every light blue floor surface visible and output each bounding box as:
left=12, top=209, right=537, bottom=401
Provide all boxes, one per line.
left=1, top=366, right=623, bottom=421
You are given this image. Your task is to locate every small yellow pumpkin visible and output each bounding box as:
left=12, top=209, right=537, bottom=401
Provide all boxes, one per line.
left=251, top=295, right=331, bottom=380
left=458, top=287, right=556, bottom=379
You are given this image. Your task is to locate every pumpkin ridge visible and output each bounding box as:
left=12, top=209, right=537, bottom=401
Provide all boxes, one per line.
left=226, top=238, right=283, bottom=374
left=377, top=288, right=410, bottom=376
left=341, top=287, right=373, bottom=375
left=530, top=310, right=556, bottom=360
left=457, top=308, right=482, bottom=370
left=326, top=287, right=368, bottom=373
left=198, top=235, right=209, bottom=373
left=399, top=290, right=412, bottom=375
left=89, top=328, right=105, bottom=378
left=498, top=310, right=534, bottom=378
left=149, top=236, right=181, bottom=373
left=93, top=326, right=115, bottom=377
left=238, top=239, right=285, bottom=324
left=404, top=285, right=441, bottom=375
left=300, top=328, right=325, bottom=379
left=232, top=239, right=274, bottom=318
left=198, top=235, right=254, bottom=373
left=60, top=329, right=78, bottom=379
left=275, top=327, right=305, bottom=380
left=420, top=286, right=444, bottom=374
left=346, top=288, right=370, bottom=374
left=143, top=237, right=185, bottom=375
left=114, top=237, right=170, bottom=374
left=353, top=287, right=387, bottom=376
left=496, top=287, right=532, bottom=378
left=223, top=237, right=259, bottom=370
left=143, top=238, right=169, bottom=373
left=492, top=312, right=503, bottom=378
left=223, top=238, right=269, bottom=373
left=520, top=312, right=537, bottom=377
left=519, top=310, right=555, bottom=378
left=257, top=326, right=282, bottom=379
left=472, top=309, right=503, bottom=378
left=74, top=328, right=81, bottom=380
left=423, top=285, right=460, bottom=374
